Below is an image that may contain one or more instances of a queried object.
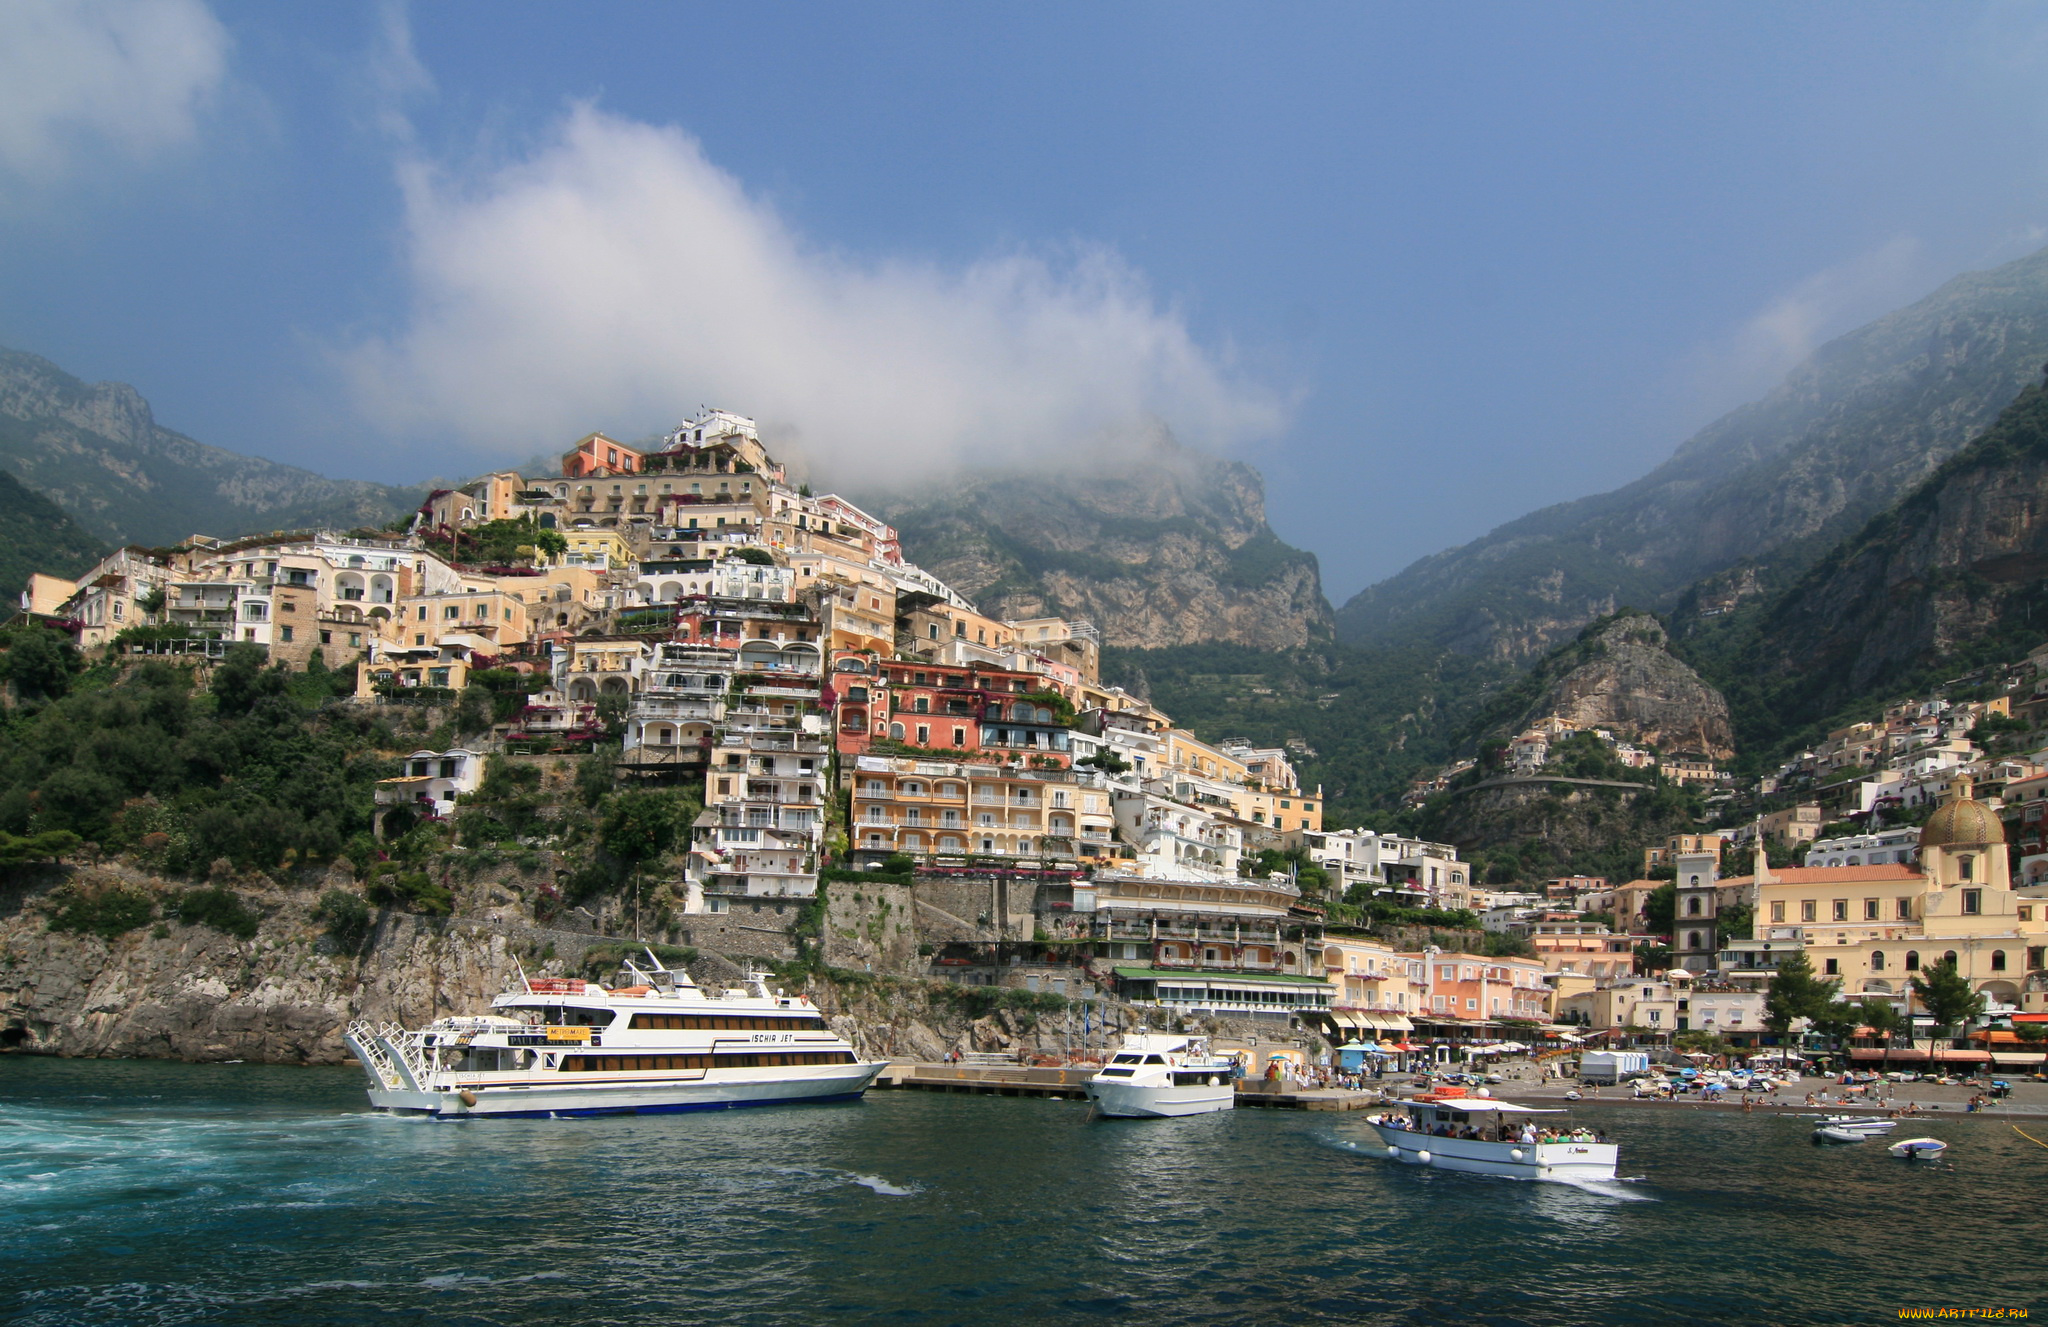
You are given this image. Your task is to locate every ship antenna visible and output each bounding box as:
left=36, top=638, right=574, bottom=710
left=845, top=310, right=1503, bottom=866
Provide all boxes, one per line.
left=514, top=956, right=533, bottom=994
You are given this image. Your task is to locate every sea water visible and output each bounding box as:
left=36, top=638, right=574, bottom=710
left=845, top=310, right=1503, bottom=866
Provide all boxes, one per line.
left=2, top=1057, right=2040, bottom=1325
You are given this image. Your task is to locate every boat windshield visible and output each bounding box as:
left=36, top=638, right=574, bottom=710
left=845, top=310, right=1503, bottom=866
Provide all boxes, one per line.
left=1110, top=1054, right=1142, bottom=1064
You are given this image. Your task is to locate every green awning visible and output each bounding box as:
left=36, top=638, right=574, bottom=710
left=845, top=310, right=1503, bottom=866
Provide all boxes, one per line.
left=1111, top=966, right=1331, bottom=987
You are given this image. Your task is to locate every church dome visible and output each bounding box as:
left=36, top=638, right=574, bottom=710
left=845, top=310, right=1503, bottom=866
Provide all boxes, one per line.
left=1919, top=783, right=2005, bottom=850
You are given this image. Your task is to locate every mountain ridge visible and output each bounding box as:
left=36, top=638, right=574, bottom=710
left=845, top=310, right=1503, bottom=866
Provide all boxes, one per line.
left=1336, top=244, right=2048, bottom=663
left=0, top=348, right=423, bottom=548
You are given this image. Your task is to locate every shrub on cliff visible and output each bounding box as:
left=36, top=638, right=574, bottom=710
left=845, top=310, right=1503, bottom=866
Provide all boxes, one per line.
left=45, top=883, right=154, bottom=939
left=165, top=886, right=260, bottom=940
left=314, top=889, right=373, bottom=953
left=364, top=866, right=454, bottom=916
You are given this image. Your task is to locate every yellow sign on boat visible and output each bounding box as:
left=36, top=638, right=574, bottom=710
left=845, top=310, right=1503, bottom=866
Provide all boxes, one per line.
left=545, top=1026, right=591, bottom=1042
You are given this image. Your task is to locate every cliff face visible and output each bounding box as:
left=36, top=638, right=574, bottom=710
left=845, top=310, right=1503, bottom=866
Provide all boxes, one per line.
left=0, top=347, right=420, bottom=547
left=1337, top=244, right=2048, bottom=663
left=1515, top=613, right=1735, bottom=759
left=1731, top=371, right=2048, bottom=734
left=866, top=437, right=1334, bottom=650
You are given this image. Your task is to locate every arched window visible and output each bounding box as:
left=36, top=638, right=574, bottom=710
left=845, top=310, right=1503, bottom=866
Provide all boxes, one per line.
left=1689, top=875, right=1702, bottom=887
left=1991, top=950, right=2007, bottom=972
left=1870, top=951, right=1885, bottom=972
left=889, top=723, right=904, bottom=740
left=1943, top=951, right=1958, bottom=969
left=1905, top=951, right=1920, bottom=971
left=1686, top=930, right=1702, bottom=950
left=1686, top=897, right=1702, bottom=916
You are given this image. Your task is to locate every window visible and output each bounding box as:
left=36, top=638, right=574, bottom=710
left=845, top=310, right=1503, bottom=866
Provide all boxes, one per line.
left=1832, top=900, right=1848, bottom=922
left=1686, top=897, right=1702, bottom=916
left=1905, top=951, right=1920, bottom=971
left=1770, top=901, right=1785, bottom=923
left=1801, top=900, right=1817, bottom=923
left=1990, top=950, right=2007, bottom=972
left=952, top=728, right=966, bottom=747
left=2021, top=906, right=2034, bottom=923
left=1961, top=890, right=1981, bottom=916
left=1864, top=899, right=1880, bottom=921
left=1823, top=957, right=1839, bottom=975
left=1897, top=898, right=1912, bottom=920
left=1871, top=951, right=1885, bottom=972
left=1959, top=855, right=1975, bottom=881
left=1943, top=950, right=1958, bottom=969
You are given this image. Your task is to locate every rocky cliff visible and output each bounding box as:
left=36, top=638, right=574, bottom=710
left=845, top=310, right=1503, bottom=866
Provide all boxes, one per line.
left=865, top=435, right=1334, bottom=650
left=1337, top=244, right=2048, bottom=662
left=0, top=347, right=421, bottom=547
left=1719, top=367, right=2048, bottom=744
left=1510, top=612, right=1735, bottom=759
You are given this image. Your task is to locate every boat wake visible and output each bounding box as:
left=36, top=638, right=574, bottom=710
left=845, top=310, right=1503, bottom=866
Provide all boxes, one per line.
left=846, top=1172, right=921, bottom=1196
left=1552, top=1177, right=1655, bottom=1201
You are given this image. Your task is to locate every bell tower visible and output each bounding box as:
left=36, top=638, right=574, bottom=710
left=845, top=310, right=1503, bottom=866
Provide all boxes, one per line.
left=1673, top=843, right=1720, bottom=973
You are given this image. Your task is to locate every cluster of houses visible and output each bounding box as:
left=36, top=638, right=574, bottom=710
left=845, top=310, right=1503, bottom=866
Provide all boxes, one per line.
left=23, top=413, right=2044, bottom=1061
left=1401, top=714, right=1726, bottom=809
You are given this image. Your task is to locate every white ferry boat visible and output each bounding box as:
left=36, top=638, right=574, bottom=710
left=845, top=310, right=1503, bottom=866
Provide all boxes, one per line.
left=1365, top=1090, right=1618, bottom=1181
left=343, top=954, right=885, bottom=1118
left=1084, top=1033, right=1239, bottom=1118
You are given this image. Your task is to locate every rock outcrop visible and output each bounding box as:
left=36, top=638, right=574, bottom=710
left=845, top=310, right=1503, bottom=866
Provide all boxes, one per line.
left=865, top=433, right=1334, bottom=650
left=1514, top=612, right=1735, bottom=759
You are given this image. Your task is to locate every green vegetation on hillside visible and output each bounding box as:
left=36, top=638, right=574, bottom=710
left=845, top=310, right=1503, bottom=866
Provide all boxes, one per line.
left=0, top=470, right=102, bottom=606
left=1105, top=641, right=1509, bottom=828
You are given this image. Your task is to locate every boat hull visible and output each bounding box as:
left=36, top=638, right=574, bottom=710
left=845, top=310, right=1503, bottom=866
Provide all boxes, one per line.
left=1368, top=1124, right=1617, bottom=1182
left=367, top=1062, right=887, bottom=1118
left=1086, top=1080, right=1235, bottom=1118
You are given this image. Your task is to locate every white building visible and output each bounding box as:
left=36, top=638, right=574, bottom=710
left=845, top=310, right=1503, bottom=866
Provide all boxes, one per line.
left=375, top=748, right=486, bottom=822
left=1803, top=827, right=1923, bottom=869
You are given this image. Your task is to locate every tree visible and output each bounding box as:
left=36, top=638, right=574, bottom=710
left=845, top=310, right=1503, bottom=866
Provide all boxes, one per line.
left=2012, top=1021, right=2048, bottom=1045
left=1856, top=998, right=1906, bottom=1067
left=1643, top=882, right=1677, bottom=937
left=1909, top=957, right=1985, bottom=1045
left=0, top=625, right=81, bottom=701
left=1715, top=900, right=1754, bottom=947
left=1763, top=952, right=1839, bottom=1052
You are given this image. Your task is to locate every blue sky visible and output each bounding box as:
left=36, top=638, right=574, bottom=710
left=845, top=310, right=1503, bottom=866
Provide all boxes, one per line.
left=4, top=3, right=2048, bottom=601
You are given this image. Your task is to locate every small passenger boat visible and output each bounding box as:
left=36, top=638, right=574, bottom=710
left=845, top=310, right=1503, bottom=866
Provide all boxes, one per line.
left=1084, top=1033, right=1238, bottom=1118
left=1887, top=1137, right=1948, bottom=1160
left=1364, top=1089, right=1618, bottom=1182
left=1817, top=1114, right=1898, bottom=1135
left=343, top=953, right=885, bottom=1118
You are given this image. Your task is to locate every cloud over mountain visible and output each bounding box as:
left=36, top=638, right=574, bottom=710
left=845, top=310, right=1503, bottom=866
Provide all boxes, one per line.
left=342, top=104, right=1286, bottom=481
left=0, top=0, right=229, bottom=180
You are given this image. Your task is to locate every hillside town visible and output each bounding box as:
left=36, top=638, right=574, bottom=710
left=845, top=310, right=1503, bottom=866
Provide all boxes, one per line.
left=14, top=412, right=2048, bottom=1077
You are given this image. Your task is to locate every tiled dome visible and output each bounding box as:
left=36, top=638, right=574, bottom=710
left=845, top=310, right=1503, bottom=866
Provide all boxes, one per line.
left=1919, top=785, right=2004, bottom=849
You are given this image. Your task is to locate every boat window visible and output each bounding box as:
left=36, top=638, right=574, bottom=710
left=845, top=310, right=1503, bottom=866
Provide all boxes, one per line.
left=630, top=1013, right=822, bottom=1031
left=1110, top=1054, right=1142, bottom=1064
left=1098, top=1068, right=1136, bottom=1077
left=562, top=1051, right=857, bottom=1072
left=1142, top=1055, right=1168, bottom=1065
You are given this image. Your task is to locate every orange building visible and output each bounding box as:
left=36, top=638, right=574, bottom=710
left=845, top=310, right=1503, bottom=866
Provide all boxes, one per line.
left=561, top=432, right=643, bottom=478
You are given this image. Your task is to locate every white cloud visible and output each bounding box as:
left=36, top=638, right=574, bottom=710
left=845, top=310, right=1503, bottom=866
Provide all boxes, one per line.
left=1687, top=235, right=1929, bottom=407
left=0, top=0, right=230, bottom=179
left=343, top=104, right=1286, bottom=483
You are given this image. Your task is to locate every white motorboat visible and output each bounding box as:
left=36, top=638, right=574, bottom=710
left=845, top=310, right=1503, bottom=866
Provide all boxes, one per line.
left=343, top=953, right=885, bottom=1118
left=1365, top=1091, right=1618, bottom=1182
left=1887, top=1137, right=1948, bottom=1160
left=1813, top=1125, right=1870, bottom=1145
left=1084, top=1033, right=1238, bottom=1118
left=1811, top=1114, right=1898, bottom=1145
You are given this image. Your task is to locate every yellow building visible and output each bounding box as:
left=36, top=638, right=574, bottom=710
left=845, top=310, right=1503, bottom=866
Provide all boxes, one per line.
left=1732, top=783, right=2048, bottom=1011
left=561, top=527, right=633, bottom=572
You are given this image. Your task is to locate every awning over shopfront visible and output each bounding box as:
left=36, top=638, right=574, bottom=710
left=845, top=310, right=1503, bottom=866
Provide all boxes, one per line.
left=1932, top=1048, right=1993, bottom=1063
left=1356, top=1011, right=1414, bottom=1032
left=1990, top=1052, right=2048, bottom=1067
left=1848, top=1048, right=1929, bottom=1062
